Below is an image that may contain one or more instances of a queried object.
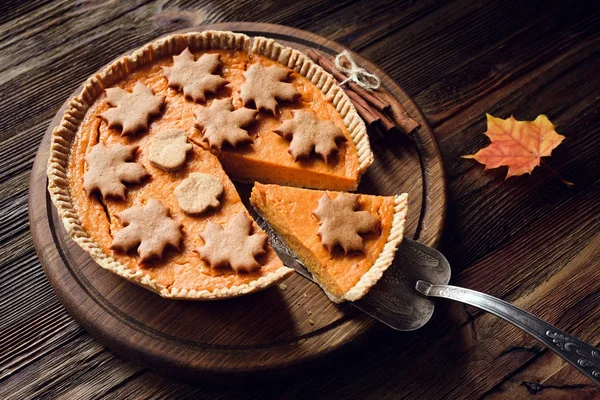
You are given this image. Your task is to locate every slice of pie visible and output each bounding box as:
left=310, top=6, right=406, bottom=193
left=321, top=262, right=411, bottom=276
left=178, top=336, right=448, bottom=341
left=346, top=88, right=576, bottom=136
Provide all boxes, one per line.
left=46, top=31, right=372, bottom=300
left=251, top=183, right=408, bottom=302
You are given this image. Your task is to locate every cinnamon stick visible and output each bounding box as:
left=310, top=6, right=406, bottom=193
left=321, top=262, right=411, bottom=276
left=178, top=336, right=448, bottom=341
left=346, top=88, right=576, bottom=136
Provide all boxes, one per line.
left=370, top=105, right=398, bottom=133
left=307, top=49, right=420, bottom=135
left=373, top=89, right=420, bottom=134
left=343, top=88, right=380, bottom=126
left=307, top=50, right=389, bottom=111
left=345, top=88, right=397, bottom=131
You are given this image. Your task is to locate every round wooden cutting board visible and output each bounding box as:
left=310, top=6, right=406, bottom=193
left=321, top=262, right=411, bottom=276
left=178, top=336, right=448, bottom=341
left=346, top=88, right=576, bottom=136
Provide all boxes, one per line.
left=29, top=23, right=446, bottom=382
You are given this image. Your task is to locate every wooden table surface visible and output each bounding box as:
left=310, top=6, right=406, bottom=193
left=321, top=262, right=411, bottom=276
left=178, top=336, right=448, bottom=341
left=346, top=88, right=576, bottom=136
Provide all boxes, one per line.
left=1, top=0, right=599, bottom=398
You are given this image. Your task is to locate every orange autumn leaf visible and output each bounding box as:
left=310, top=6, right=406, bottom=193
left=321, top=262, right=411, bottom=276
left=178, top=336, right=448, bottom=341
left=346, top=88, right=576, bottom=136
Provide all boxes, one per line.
left=464, top=114, right=567, bottom=180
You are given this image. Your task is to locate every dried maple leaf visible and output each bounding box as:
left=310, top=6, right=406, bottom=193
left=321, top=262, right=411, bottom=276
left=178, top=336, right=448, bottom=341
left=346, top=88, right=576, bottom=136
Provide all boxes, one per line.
left=313, top=193, right=379, bottom=254
left=111, top=200, right=183, bottom=263
left=196, top=212, right=267, bottom=273
left=162, top=48, right=228, bottom=102
left=240, top=63, right=300, bottom=114
left=99, top=82, right=164, bottom=136
left=464, top=114, right=572, bottom=185
left=194, top=98, right=257, bottom=150
left=83, top=143, right=149, bottom=200
left=275, top=110, right=346, bottom=162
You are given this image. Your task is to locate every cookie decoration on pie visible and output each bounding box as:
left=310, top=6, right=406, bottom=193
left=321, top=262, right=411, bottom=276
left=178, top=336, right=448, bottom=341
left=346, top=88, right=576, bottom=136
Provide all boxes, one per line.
left=162, top=48, right=228, bottom=102
left=111, top=199, right=183, bottom=263
left=313, top=193, right=380, bottom=254
left=148, top=129, right=193, bottom=171
left=196, top=212, right=267, bottom=273
left=275, top=110, right=347, bottom=162
left=251, top=183, right=408, bottom=302
left=175, top=173, right=224, bottom=215
left=99, top=82, right=164, bottom=136
left=240, top=63, right=300, bottom=114
left=194, top=98, right=257, bottom=150
left=83, top=143, right=149, bottom=200
left=47, top=31, right=376, bottom=300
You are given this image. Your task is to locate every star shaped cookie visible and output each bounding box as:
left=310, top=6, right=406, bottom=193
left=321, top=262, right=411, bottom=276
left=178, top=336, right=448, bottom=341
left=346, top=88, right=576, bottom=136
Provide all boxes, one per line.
left=111, top=200, right=183, bottom=263
left=275, top=110, right=346, bottom=162
left=83, top=143, right=149, bottom=200
left=196, top=212, right=267, bottom=273
left=99, top=82, right=164, bottom=136
left=162, top=48, right=228, bottom=102
left=194, top=98, right=257, bottom=150
left=240, top=63, right=300, bottom=114
left=313, top=193, right=380, bottom=254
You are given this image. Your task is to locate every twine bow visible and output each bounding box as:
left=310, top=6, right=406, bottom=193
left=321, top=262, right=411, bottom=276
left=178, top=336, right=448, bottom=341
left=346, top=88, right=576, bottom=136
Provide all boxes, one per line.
left=334, top=50, right=381, bottom=91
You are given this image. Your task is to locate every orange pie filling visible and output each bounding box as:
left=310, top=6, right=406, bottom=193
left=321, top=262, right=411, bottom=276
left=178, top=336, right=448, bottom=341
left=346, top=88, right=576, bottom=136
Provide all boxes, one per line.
left=250, top=183, right=397, bottom=300
left=66, top=48, right=365, bottom=295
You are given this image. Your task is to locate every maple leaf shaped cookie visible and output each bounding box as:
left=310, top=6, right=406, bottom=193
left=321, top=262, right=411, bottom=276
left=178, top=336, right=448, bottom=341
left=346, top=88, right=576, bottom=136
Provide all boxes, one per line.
left=313, top=193, right=380, bottom=254
left=162, top=48, right=228, bottom=102
left=240, top=63, right=300, bottom=114
left=83, top=143, right=149, bottom=200
left=196, top=212, right=267, bottom=273
left=111, top=199, right=183, bottom=263
left=194, top=98, right=257, bottom=150
left=148, top=129, right=193, bottom=171
left=275, top=110, right=347, bottom=162
left=99, top=82, right=164, bottom=136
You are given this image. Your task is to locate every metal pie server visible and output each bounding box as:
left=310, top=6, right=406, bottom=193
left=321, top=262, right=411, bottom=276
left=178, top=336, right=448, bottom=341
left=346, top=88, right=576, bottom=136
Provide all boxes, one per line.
left=257, top=217, right=600, bottom=385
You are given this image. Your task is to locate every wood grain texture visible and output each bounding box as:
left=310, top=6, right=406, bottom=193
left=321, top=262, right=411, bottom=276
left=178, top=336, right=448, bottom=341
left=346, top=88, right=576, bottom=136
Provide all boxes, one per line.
left=1, top=0, right=599, bottom=398
left=28, top=23, right=444, bottom=380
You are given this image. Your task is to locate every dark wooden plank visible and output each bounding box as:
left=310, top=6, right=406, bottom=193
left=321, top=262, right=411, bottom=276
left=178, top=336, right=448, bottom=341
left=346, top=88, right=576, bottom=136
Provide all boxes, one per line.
left=0, top=0, right=59, bottom=26
left=0, top=334, right=141, bottom=399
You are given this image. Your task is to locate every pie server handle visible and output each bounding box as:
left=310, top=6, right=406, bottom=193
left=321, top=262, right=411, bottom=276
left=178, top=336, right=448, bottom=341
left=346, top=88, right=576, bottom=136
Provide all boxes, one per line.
left=417, top=281, right=600, bottom=386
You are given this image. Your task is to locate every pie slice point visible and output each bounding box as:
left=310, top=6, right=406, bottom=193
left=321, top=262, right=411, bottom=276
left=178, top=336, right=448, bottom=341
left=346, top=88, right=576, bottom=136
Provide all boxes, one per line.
left=250, top=182, right=408, bottom=302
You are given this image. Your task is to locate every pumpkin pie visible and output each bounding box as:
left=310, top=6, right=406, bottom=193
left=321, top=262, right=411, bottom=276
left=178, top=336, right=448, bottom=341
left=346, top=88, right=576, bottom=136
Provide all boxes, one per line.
left=251, top=183, right=408, bottom=302
left=47, top=30, right=373, bottom=299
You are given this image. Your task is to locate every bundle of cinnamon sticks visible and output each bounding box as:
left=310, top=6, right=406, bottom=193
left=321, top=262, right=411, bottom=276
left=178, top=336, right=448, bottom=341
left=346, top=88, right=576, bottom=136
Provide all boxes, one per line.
left=306, top=49, right=419, bottom=137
